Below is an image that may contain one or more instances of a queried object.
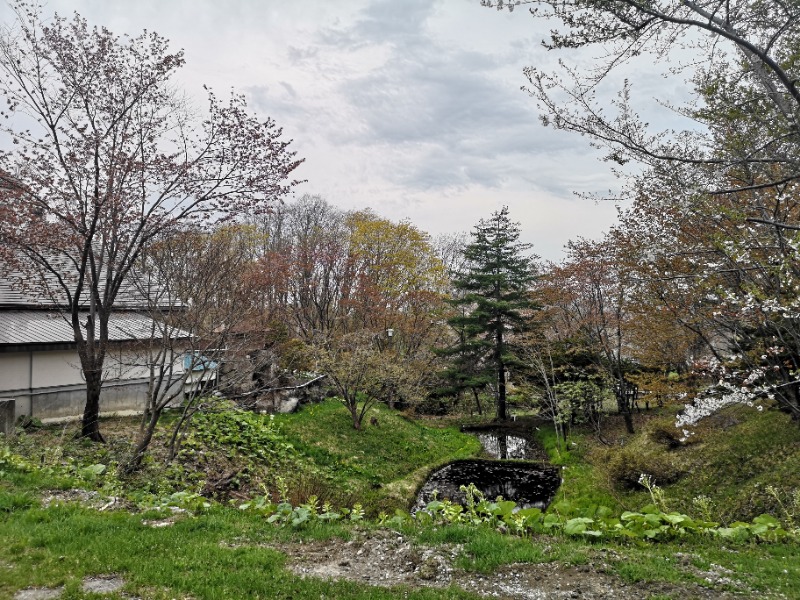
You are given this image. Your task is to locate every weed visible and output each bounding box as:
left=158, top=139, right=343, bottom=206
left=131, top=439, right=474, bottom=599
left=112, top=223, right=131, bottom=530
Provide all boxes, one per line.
left=638, top=473, right=669, bottom=512
left=0, top=490, right=35, bottom=512
left=765, top=485, right=800, bottom=532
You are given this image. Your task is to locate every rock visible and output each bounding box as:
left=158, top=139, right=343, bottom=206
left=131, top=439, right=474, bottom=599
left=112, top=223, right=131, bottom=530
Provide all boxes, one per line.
left=82, top=575, right=125, bottom=594
left=278, top=397, right=300, bottom=414
left=417, top=557, right=440, bottom=581
left=13, top=588, right=63, bottom=600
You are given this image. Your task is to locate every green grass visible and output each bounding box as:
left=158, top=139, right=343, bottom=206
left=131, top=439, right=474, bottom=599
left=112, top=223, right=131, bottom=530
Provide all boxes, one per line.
left=3, top=401, right=800, bottom=598
left=0, top=503, right=483, bottom=599
left=568, top=406, right=800, bottom=521
left=533, top=425, right=623, bottom=515
left=600, top=539, right=800, bottom=597
left=3, top=478, right=798, bottom=600
left=534, top=406, right=800, bottom=523
left=410, top=518, right=800, bottom=596
left=412, top=525, right=587, bottom=573
left=661, top=406, right=800, bottom=521
left=4, top=400, right=482, bottom=516
left=276, top=400, right=481, bottom=512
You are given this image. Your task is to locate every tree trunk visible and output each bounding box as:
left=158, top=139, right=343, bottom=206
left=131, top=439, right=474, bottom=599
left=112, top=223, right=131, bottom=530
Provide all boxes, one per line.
left=497, top=366, right=507, bottom=420
left=167, top=396, right=201, bottom=461
left=498, top=434, right=508, bottom=459
left=349, top=400, right=362, bottom=430
left=614, top=374, right=635, bottom=435
left=121, top=415, right=158, bottom=475
left=471, top=387, right=483, bottom=415
left=79, top=367, right=105, bottom=442
left=616, top=391, right=635, bottom=435
left=622, top=410, right=635, bottom=435
left=788, top=381, right=800, bottom=421
left=496, top=327, right=507, bottom=421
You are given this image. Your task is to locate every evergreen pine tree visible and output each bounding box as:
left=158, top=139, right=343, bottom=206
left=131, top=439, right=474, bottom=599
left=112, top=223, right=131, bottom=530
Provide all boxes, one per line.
left=446, top=207, right=538, bottom=420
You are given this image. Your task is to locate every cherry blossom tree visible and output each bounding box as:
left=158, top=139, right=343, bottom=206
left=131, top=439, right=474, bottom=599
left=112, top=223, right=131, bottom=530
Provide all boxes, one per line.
left=485, top=0, right=800, bottom=429
left=620, top=177, right=800, bottom=426
left=119, top=225, right=270, bottom=473
left=0, top=3, right=302, bottom=441
left=545, top=236, right=640, bottom=432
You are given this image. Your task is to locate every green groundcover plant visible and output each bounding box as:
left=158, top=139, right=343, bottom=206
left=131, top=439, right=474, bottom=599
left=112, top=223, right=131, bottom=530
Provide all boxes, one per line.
left=3, top=436, right=798, bottom=545
left=234, top=477, right=799, bottom=544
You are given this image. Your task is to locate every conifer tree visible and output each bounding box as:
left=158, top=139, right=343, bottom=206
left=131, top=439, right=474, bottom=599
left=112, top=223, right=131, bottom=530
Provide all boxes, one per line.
left=446, top=207, right=537, bottom=420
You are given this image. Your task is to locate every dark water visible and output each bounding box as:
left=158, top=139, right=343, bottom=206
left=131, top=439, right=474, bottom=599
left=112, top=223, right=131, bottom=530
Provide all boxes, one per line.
left=414, top=426, right=562, bottom=511
left=415, top=459, right=561, bottom=510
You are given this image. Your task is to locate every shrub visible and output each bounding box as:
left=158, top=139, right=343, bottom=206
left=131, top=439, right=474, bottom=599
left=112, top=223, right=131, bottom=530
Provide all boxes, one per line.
left=648, top=422, right=686, bottom=449
left=606, top=444, right=683, bottom=489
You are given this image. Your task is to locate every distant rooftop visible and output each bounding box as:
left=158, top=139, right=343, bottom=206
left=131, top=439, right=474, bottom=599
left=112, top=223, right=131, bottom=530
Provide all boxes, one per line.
left=0, top=255, right=176, bottom=311
left=0, top=309, right=178, bottom=346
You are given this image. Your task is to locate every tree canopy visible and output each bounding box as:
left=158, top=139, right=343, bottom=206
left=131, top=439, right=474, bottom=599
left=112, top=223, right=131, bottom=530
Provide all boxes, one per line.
left=484, top=0, right=800, bottom=201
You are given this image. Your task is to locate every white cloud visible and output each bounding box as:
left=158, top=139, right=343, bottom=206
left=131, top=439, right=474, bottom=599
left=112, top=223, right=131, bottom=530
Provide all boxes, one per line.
left=0, top=0, right=662, bottom=260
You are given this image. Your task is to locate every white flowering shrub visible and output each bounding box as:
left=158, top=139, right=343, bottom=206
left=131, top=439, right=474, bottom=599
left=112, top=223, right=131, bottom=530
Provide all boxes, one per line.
left=677, top=358, right=774, bottom=435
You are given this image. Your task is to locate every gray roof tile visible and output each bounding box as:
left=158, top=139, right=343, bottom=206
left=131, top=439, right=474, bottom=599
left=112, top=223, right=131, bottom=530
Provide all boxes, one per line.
left=0, top=310, right=181, bottom=345
left=0, top=255, right=177, bottom=310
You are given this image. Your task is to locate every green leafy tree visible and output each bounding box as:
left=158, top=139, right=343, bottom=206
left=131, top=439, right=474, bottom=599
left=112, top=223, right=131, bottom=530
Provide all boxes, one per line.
left=445, top=207, right=538, bottom=420
left=313, top=330, right=428, bottom=430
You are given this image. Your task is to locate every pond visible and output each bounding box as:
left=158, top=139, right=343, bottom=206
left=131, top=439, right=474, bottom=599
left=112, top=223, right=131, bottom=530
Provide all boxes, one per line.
left=415, top=459, right=561, bottom=510
left=414, top=425, right=561, bottom=511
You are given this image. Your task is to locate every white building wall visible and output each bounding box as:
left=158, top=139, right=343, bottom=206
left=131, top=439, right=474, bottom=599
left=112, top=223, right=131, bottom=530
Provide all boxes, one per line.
left=0, top=352, right=30, bottom=391
left=0, top=352, right=32, bottom=415
left=0, top=346, right=188, bottom=421
left=32, top=350, right=84, bottom=387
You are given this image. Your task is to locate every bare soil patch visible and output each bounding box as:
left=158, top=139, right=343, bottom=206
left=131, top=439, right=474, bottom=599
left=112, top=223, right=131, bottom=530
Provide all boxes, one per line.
left=274, top=529, right=749, bottom=599
left=14, top=576, right=129, bottom=600
left=81, top=575, right=125, bottom=594
left=13, top=588, right=64, bottom=600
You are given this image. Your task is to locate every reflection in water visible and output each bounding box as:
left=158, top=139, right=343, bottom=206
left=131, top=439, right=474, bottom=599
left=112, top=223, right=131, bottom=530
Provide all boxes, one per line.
left=415, top=459, right=561, bottom=511
left=477, top=433, right=532, bottom=459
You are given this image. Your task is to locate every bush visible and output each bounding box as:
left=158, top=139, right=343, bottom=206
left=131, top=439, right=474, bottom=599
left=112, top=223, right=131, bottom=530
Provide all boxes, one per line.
left=606, top=444, right=684, bottom=489
left=648, top=422, right=687, bottom=450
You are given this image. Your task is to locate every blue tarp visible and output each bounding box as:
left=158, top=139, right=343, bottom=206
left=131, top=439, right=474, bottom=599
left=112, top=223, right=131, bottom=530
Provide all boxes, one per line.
left=183, top=353, right=219, bottom=372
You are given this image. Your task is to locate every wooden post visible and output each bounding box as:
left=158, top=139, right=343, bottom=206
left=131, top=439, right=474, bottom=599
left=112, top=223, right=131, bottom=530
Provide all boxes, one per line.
left=0, top=399, right=15, bottom=435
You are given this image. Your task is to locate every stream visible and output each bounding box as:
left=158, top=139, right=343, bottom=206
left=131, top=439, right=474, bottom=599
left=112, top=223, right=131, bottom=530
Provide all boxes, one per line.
left=415, top=424, right=561, bottom=510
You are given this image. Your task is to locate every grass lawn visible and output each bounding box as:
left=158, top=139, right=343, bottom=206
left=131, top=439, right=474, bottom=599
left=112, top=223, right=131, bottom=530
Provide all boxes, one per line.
left=2, top=400, right=800, bottom=599
left=0, top=501, right=484, bottom=599
left=275, top=400, right=482, bottom=512
left=2, top=492, right=799, bottom=599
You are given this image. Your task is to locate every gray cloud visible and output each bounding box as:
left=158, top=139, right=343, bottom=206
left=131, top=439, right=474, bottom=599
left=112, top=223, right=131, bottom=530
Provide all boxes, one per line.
left=309, top=1, right=585, bottom=194
left=352, top=0, right=436, bottom=41
left=0, top=0, right=635, bottom=260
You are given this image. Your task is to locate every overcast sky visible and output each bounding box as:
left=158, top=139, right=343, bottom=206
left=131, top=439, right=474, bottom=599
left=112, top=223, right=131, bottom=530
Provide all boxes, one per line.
left=1, top=0, right=693, bottom=260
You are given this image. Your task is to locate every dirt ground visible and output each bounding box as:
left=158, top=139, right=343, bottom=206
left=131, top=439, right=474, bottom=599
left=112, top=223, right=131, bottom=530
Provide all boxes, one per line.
left=271, top=529, right=752, bottom=599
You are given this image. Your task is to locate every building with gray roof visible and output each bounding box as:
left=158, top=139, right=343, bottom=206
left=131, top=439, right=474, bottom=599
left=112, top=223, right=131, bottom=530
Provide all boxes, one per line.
left=0, top=274, right=192, bottom=422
